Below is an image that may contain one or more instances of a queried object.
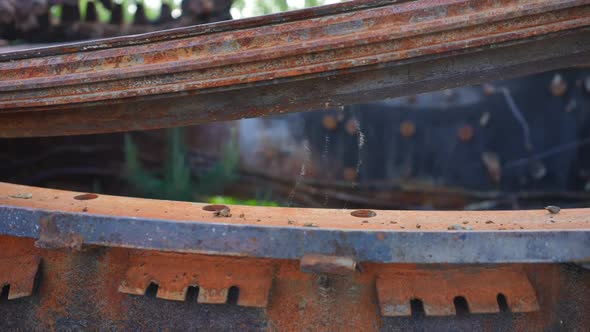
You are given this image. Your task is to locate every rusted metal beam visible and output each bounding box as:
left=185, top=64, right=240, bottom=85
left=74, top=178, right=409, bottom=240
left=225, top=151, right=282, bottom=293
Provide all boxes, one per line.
left=0, top=182, right=588, bottom=264
left=0, top=0, right=589, bottom=137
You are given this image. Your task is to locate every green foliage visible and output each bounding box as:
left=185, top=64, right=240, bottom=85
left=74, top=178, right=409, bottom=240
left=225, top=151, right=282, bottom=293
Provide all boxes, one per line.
left=195, top=128, right=240, bottom=196
left=124, top=127, right=242, bottom=202
left=162, top=128, right=193, bottom=200
left=208, top=195, right=278, bottom=207
left=124, top=132, right=170, bottom=198
left=124, top=128, right=194, bottom=200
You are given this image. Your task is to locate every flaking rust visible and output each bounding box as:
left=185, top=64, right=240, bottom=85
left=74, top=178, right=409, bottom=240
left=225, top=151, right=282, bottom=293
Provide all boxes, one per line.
left=0, top=255, right=40, bottom=300
left=34, top=215, right=84, bottom=250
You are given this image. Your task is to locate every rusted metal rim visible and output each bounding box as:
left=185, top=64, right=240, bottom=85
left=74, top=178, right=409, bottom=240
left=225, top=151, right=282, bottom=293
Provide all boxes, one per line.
left=0, top=0, right=398, bottom=60
left=0, top=0, right=590, bottom=136
left=1, top=182, right=588, bottom=263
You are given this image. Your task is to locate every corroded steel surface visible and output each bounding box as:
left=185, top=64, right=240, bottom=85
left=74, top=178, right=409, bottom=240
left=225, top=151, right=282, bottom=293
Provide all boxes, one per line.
left=0, top=236, right=589, bottom=331
left=0, top=255, right=40, bottom=300
left=118, top=252, right=273, bottom=307
left=1, top=0, right=590, bottom=136
left=376, top=265, right=538, bottom=316
left=1, top=182, right=589, bottom=263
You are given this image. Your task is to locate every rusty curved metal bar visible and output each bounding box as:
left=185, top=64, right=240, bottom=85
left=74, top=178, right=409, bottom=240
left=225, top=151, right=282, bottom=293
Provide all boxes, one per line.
left=0, top=182, right=588, bottom=263
left=0, top=0, right=590, bottom=137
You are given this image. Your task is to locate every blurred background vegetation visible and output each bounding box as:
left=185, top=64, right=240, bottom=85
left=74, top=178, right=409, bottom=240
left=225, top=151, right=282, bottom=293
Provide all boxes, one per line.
left=3, top=1, right=588, bottom=211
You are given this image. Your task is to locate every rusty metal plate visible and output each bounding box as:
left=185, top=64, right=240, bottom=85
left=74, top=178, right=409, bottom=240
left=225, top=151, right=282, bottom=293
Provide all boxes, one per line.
left=0, top=255, right=40, bottom=300
left=0, top=236, right=588, bottom=331
left=0, top=182, right=589, bottom=264
left=1, top=0, right=590, bottom=136
left=118, top=252, right=273, bottom=307
left=376, top=265, right=539, bottom=316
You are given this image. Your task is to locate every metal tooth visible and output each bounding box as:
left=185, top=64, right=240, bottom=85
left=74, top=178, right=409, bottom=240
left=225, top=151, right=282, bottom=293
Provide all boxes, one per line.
left=156, top=283, right=190, bottom=301
left=0, top=255, right=41, bottom=300
left=118, top=253, right=274, bottom=307
left=376, top=266, right=538, bottom=317
left=424, top=301, right=456, bottom=316
left=468, top=296, right=502, bottom=314
left=197, top=287, right=229, bottom=304
left=117, top=280, right=150, bottom=296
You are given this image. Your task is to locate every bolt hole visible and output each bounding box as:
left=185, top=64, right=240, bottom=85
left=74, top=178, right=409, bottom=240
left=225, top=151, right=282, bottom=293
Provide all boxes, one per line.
left=203, top=204, right=228, bottom=212
left=74, top=193, right=98, bottom=200
left=351, top=210, right=376, bottom=218
left=453, top=296, right=470, bottom=315
left=0, top=284, right=8, bottom=301
left=227, top=286, right=240, bottom=305
left=145, top=282, right=159, bottom=298
left=497, top=293, right=510, bottom=312
left=185, top=286, right=199, bottom=302
left=410, top=298, right=425, bottom=317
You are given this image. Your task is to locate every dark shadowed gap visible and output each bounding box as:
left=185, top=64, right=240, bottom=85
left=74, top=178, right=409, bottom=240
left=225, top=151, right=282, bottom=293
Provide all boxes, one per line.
left=410, top=298, right=425, bottom=317
left=186, top=286, right=199, bottom=302
left=497, top=293, right=510, bottom=312
left=145, top=282, right=159, bottom=298
left=0, top=284, right=9, bottom=301
left=453, top=296, right=470, bottom=316
left=227, top=286, right=240, bottom=305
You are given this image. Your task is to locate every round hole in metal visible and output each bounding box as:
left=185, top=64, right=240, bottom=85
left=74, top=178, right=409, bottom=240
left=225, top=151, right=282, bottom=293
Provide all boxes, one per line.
left=74, top=193, right=98, bottom=200
left=351, top=210, right=376, bottom=218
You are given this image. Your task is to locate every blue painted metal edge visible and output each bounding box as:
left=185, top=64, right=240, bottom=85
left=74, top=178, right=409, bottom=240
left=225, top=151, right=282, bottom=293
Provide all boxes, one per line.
left=0, top=204, right=589, bottom=263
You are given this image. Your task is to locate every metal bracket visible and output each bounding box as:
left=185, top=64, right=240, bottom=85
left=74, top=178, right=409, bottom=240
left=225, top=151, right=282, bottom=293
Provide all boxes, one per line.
left=300, top=254, right=358, bottom=275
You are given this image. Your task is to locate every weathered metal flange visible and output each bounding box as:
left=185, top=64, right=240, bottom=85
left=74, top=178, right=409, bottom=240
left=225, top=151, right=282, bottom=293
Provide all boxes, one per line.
left=1, top=0, right=590, bottom=136
left=0, top=182, right=589, bottom=264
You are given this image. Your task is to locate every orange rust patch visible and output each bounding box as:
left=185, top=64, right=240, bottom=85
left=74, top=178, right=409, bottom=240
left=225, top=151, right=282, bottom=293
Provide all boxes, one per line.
left=0, top=255, right=40, bottom=300
left=266, top=261, right=382, bottom=331
left=118, top=252, right=274, bottom=307
left=0, top=182, right=588, bottom=231
left=1, top=236, right=589, bottom=330
left=376, top=265, right=539, bottom=316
